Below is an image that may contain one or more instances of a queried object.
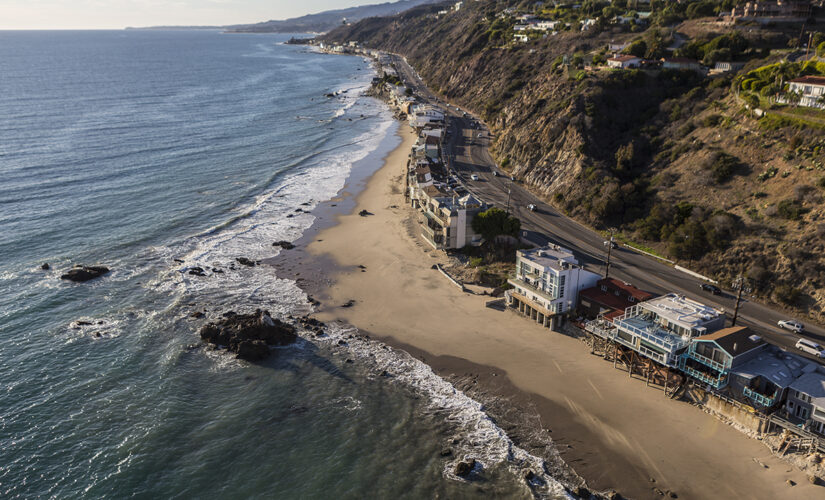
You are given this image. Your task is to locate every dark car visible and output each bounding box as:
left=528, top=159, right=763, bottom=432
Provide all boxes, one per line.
left=699, top=283, right=721, bottom=295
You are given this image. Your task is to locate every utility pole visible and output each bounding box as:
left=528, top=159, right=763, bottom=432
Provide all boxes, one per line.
left=603, top=229, right=615, bottom=279
left=732, top=274, right=751, bottom=327
left=505, top=180, right=512, bottom=215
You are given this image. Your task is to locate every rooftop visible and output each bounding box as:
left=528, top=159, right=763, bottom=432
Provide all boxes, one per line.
left=790, top=75, right=825, bottom=86
left=734, top=346, right=810, bottom=389
left=598, top=278, right=654, bottom=302
left=694, top=326, right=766, bottom=358
left=608, top=55, right=640, bottom=62
left=640, top=293, right=724, bottom=328
left=520, top=245, right=578, bottom=271
left=790, top=371, right=825, bottom=409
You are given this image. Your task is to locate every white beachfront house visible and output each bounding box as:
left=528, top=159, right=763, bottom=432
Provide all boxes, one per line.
left=409, top=104, right=445, bottom=129
left=587, top=293, right=725, bottom=367
left=506, top=245, right=600, bottom=328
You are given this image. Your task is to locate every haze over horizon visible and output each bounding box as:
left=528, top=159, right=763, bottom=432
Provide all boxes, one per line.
left=0, top=0, right=369, bottom=30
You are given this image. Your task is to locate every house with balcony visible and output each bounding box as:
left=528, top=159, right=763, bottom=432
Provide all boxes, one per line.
left=418, top=194, right=486, bottom=250
left=678, top=326, right=767, bottom=389
left=785, top=371, right=825, bottom=435
left=587, top=293, right=725, bottom=367
left=409, top=105, right=445, bottom=129
left=506, top=245, right=600, bottom=329
left=726, top=346, right=810, bottom=409
left=577, top=278, right=654, bottom=321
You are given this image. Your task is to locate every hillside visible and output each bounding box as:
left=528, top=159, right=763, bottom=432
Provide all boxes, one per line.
left=322, top=0, right=825, bottom=321
left=226, top=0, right=441, bottom=33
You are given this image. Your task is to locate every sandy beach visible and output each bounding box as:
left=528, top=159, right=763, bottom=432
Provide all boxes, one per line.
left=299, top=125, right=822, bottom=499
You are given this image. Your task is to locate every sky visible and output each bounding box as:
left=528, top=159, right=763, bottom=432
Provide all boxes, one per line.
left=0, top=0, right=368, bottom=30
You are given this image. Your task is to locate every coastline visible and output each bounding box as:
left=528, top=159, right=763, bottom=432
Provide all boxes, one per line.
left=281, top=122, right=823, bottom=499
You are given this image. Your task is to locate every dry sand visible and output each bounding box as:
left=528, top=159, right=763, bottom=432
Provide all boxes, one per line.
left=305, top=126, right=822, bottom=499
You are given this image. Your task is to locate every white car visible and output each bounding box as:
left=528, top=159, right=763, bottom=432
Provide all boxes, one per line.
left=470, top=174, right=479, bottom=181
left=778, top=320, right=804, bottom=333
left=527, top=204, right=536, bottom=211
left=795, top=338, right=825, bottom=358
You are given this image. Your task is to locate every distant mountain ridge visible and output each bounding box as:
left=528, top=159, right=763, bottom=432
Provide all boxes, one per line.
left=129, top=0, right=443, bottom=33
left=228, top=0, right=442, bottom=33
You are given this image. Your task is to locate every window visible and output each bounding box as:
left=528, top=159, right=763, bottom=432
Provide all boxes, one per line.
left=628, top=296, right=635, bottom=303
left=601, top=285, right=607, bottom=292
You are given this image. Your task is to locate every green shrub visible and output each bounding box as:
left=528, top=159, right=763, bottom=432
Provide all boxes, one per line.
left=774, top=283, right=802, bottom=305
left=776, top=198, right=804, bottom=220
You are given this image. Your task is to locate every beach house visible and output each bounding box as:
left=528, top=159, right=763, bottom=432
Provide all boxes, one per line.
left=785, top=371, right=825, bottom=435
left=409, top=105, right=445, bottom=129
left=418, top=194, right=486, bottom=250
left=507, top=245, right=600, bottom=328
left=577, top=278, right=654, bottom=321
left=678, top=326, right=767, bottom=389
left=725, top=346, right=811, bottom=409
left=587, top=293, right=725, bottom=368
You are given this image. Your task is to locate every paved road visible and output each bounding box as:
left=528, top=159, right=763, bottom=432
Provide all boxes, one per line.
left=389, top=54, right=825, bottom=363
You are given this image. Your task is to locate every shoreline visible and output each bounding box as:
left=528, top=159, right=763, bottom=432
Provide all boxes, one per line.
left=278, top=120, right=823, bottom=499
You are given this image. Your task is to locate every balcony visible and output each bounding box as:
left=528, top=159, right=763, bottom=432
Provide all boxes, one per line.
left=683, top=349, right=730, bottom=373
left=743, top=386, right=778, bottom=408
left=614, top=316, right=686, bottom=353
left=421, top=225, right=444, bottom=249
left=424, top=209, right=447, bottom=227
left=679, top=361, right=727, bottom=388
left=508, top=275, right=556, bottom=303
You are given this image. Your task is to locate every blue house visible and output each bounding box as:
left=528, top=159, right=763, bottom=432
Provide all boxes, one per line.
left=679, top=326, right=766, bottom=389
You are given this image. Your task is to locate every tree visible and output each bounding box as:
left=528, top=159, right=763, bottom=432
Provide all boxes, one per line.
left=471, top=208, right=521, bottom=242
left=624, top=39, right=647, bottom=57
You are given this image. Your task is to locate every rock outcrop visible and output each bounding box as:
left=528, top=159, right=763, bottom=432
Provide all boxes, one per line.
left=60, top=265, right=109, bottom=282
left=199, top=310, right=297, bottom=361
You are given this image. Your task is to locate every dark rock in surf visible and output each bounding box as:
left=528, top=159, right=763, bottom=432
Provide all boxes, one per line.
left=41, top=263, right=50, bottom=270
left=454, top=459, right=476, bottom=477
left=188, top=267, right=207, bottom=276
left=60, top=265, right=110, bottom=282
left=190, top=311, right=205, bottom=319
left=272, top=240, right=295, bottom=250
left=236, top=257, right=256, bottom=267
left=199, top=309, right=297, bottom=361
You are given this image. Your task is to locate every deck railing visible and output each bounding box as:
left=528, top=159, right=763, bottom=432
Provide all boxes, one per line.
left=683, top=349, right=730, bottom=373
left=614, top=317, right=684, bottom=352
left=680, top=363, right=726, bottom=388
left=744, top=386, right=778, bottom=407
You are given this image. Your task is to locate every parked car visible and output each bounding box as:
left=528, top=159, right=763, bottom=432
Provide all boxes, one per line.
left=699, top=283, right=721, bottom=295
left=604, top=240, right=618, bottom=250
left=470, top=174, right=479, bottom=181
left=795, top=338, right=825, bottom=358
left=778, top=320, right=804, bottom=333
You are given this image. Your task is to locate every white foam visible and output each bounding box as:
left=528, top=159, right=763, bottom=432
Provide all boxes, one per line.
left=313, top=323, right=573, bottom=499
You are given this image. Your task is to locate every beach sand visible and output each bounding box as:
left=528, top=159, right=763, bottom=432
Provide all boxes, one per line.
left=303, top=126, right=822, bottom=499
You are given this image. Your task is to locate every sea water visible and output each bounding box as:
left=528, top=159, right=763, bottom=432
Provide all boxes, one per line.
left=0, top=30, right=569, bottom=499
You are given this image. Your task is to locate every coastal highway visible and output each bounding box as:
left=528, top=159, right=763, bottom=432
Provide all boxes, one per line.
left=389, top=53, right=825, bottom=363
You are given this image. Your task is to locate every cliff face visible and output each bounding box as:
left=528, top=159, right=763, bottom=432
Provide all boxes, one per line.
left=322, top=3, right=825, bottom=321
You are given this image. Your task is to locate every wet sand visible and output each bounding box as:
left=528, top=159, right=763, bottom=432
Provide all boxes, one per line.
left=291, top=125, right=821, bottom=499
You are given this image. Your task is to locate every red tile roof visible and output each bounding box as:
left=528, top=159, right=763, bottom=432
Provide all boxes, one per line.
left=608, top=55, right=640, bottom=62
left=597, top=278, right=654, bottom=302
left=790, top=75, right=825, bottom=86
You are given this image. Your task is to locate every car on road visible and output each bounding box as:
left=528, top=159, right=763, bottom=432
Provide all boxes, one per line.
left=699, top=283, right=721, bottom=295
left=493, top=171, right=498, bottom=177
left=470, top=174, right=479, bottom=181
left=510, top=175, right=515, bottom=181
left=527, top=204, right=536, bottom=211
left=795, top=338, right=825, bottom=358
left=778, top=320, right=804, bottom=333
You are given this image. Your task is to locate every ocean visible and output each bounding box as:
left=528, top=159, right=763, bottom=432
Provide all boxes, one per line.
left=0, top=30, right=568, bottom=499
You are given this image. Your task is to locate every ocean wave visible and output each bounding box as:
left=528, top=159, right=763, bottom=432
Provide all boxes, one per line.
left=313, top=323, right=573, bottom=500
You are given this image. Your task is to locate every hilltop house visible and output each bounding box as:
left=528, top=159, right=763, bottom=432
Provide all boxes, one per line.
left=786, top=76, right=825, bottom=109
left=586, top=293, right=725, bottom=367
left=678, top=326, right=767, bottom=389
left=607, top=55, right=642, bottom=69
left=577, top=278, right=654, bottom=321
left=786, top=371, right=825, bottom=435
left=507, top=245, right=601, bottom=328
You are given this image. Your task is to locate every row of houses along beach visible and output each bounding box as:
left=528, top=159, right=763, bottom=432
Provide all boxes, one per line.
left=324, top=41, right=825, bottom=484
